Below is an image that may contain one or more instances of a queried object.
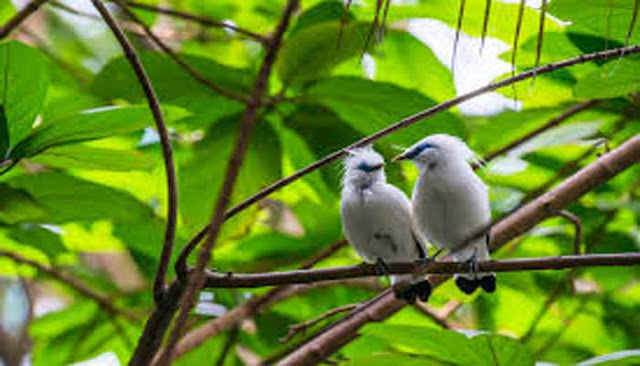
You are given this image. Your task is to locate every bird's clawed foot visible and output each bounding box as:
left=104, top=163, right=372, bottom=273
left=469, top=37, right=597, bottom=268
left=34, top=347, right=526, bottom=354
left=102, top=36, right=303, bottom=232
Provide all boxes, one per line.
left=394, top=280, right=432, bottom=304
left=413, top=248, right=445, bottom=267
left=374, top=257, right=392, bottom=276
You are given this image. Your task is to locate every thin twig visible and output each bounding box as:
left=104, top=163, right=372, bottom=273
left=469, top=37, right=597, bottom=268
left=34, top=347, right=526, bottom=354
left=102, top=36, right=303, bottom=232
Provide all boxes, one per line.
left=452, top=0, right=466, bottom=71
left=511, top=0, right=526, bottom=101
left=481, top=100, right=600, bottom=163
left=276, top=135, right=640, bottom=365
left=0, top=0, right=48, bottom=39
left=280, top=304, right=359, bottom=344
left=119, top=0, right=269, bottom=44
left=156, top=2, right=300, bottom=364
left=90, top=0, right=178, bottom=305
left=531, top=0, right=548, bottom=84
left=0, top=250, right=139, bottom=321
left=520, top=270, right=574, bottom=342
left=299, top=240, right=348, bottom=270
left=480, top=0, right=492, bottom=53
left=557, top=210, right=582, bottom=255
left=113, top=0, right=249, bottom=103
left=215, top=327, right=239, bottom=366
left=625, top=0, right=640, bottom=46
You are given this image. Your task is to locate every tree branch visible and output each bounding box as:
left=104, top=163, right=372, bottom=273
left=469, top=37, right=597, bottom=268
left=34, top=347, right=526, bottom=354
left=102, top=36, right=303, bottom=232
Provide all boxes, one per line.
left=90, top=0, right=178, bottom=305
left=155, top=2, right=300, bottom=364
left=113, top=0, right=250, bottom=103
left=0, top=0, right=48, bottom=39
left=199, top=253, right=640, bottom=288
left=0, top=250, right=139, bottom=322
left=280, top=304, right=359, bottom=344
left=119, top=0, right=269, bottom=44
left=276, top=135, right=640, bottom=365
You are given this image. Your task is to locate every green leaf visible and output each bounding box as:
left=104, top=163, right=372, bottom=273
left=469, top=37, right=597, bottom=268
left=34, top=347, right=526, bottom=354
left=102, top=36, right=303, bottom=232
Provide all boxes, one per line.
left=30, top=144, right=155, bottom=171
left=0, top=2, right=15, bottom=24
left=343, top=354, right=442, bottom=366
left=30, top=300, right=99, bottom=338
left=360, top=324, right=535, bottom=366
left=0, top=184, right=46, bottom=224
left=0, top=105, right=8, bottom=158
left=306, top=76, right=466, bottom=146
left=91, top=52, right=252, bottom=102
left=277, top=21, right=372, bottom=86
left=6, top=172, right=155, bottom=224
left=549, top=0, right=640, bottom=44
left=0, top=41, right=49, bottom=148
left=8, top=225, right=67, bottom=259
left=373, top=31, right=456, bottom=102
left=290, top=1, right=351, bottom=36
left=575, top=55, right=640, bottom=98
left=10, top=105, right=188, bottom=159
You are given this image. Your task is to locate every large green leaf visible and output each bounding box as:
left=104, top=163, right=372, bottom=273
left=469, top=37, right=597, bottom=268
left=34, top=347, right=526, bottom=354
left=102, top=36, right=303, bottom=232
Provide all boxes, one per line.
left=289, top=1, right=350, bottom=36
left=0, top=184, right=46, bottom=224
left=91, top=52, right=252, bottom=102
left=0, top=105, right=8, bottom=157
left=29, top=144, right=155, bottom=171
left=359, top=324, right=535, bottom=366
left=6, top=172, right=155, bottom=224
left=305, top=76, right=466, bottom=146
left=7, top=225, right=67, bottom=259
left=575, top=55, right=640, bottom=98
left=277, top=21, right=372, bottom=86
left=0, top=41, right=49, bottom=148
left=10, top=105, right=188, bottom=159
left=549, top=0, right=640, bottom=44
left=373, top=31, right=456, bottom=102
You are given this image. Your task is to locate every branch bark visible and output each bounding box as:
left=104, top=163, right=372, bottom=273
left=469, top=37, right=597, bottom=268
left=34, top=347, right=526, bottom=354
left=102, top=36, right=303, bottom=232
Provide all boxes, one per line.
left=155, top=2, right=300, bottom=364
left=200, top=253, right=640, bottom=288
left=0, top=250, right=139, bottom=322
left=119, top=0, right=269, bottom=44
left=276, top=135, right=640, bottom=365
left=90, top=0, right=178, bottom=305
left=0, top=0, right=48, bottom=39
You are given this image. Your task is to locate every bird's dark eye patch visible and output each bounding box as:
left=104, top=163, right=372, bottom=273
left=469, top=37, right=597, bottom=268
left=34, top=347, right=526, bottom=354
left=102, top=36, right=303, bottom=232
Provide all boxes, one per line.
left=356, top=162, right=381, bottom=172
left=406, top=142, right=434, bottom=159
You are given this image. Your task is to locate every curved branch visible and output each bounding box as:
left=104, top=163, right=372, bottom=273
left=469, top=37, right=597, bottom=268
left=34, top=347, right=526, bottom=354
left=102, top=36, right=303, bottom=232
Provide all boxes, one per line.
left=0, top=250, right=139, bottom=321
left=0, top=0, right=48, bottom=39
left=119, top=0, right=269, bottom=44
left=90, top=0, right=178, bottom=305
left=276, top=135, right=640, bottom=365
left=113, top=0, right=250, bottom=103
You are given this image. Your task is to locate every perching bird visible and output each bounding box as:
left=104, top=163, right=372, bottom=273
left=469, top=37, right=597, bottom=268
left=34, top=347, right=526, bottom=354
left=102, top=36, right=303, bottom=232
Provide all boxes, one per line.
left=393, top=134, right=496, bottom=295
left=340, top=146, right=431, bottom=303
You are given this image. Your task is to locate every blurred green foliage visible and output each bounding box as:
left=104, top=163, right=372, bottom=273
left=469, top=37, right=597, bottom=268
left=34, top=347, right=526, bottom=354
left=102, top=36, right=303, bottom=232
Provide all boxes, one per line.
left=0, top=0, right=639, bottom=365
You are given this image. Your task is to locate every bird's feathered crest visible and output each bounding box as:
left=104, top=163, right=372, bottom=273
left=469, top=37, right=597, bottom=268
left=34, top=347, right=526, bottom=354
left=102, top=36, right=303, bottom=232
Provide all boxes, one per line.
left=418, top=134, right=483, bottom=166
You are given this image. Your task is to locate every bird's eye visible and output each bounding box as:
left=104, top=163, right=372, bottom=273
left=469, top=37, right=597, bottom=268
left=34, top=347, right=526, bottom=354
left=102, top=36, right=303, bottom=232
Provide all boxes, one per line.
left=406, top=142, right=433, bottom=158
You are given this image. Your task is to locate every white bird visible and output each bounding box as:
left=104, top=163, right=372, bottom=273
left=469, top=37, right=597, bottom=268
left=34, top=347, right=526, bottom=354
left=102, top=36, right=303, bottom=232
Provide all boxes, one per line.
left=393, top=134, right=496, bottom=295
left=340, top=146, right=430, bottom=303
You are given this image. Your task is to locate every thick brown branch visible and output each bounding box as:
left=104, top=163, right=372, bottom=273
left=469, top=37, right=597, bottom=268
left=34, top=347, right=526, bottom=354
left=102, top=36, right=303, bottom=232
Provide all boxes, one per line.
left=90, top=0, right=178, bottom=305
left=0, top=0, right=48, bottom=39
left=155, top=2, right=300, bottom=364
left=113, top=0, right=249, bottom=103
left=0, top=250, right=139, bottom=321
left=119, top=0, right=269, bottom=44
left=277, top=135, right=640, bottom=365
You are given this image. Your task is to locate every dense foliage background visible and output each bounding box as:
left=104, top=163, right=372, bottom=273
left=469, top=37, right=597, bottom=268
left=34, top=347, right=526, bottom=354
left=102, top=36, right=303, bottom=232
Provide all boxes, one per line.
left=1, top=0, right=640, bottom=365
